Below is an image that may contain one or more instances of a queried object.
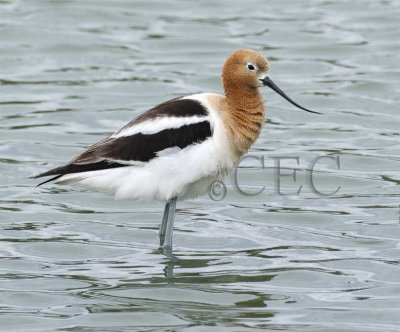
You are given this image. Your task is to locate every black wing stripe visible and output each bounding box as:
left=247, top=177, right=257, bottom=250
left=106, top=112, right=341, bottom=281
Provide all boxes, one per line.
left=101, top=120, right=211, bottom=162
left=133, top=98, right=208, bottom=121
left=34, top=121, right=212, bottom=183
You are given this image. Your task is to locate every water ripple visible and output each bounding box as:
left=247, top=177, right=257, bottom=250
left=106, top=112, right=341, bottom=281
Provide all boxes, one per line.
left=1, top=0, right=399, bottom=331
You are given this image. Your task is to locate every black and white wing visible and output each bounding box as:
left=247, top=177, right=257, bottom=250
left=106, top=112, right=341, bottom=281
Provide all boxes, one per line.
left=34, top=97, right=212, bottom=185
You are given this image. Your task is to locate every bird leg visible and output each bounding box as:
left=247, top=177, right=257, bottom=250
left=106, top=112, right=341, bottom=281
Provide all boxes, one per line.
left=159, top=200, right=170, bottom=246
left=160, top=197, right=177, bottom=252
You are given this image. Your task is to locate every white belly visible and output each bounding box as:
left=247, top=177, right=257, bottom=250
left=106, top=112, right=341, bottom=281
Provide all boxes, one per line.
left=56, top=138, right=232, bottom=202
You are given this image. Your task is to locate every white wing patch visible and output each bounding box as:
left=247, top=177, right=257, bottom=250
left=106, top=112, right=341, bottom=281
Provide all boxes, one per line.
left=111, top=115, right=209, bottom=139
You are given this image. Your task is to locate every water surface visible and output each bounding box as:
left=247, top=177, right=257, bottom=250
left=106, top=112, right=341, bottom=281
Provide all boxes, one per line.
left=0, top=0, right=399, bottom=331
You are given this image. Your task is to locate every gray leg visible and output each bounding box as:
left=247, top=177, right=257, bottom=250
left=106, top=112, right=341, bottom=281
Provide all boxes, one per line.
left=159, top=200, right=170, bottom=245
left=163, top=197, right=177, bottom=252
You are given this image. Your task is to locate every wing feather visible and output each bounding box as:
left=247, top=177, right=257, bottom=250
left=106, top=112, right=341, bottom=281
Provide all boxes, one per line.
left=34, top=97, right=213, bottom=184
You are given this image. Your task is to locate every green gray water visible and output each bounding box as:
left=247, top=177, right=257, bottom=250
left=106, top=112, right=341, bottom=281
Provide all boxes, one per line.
left=1, top=0, right=399, bottom=331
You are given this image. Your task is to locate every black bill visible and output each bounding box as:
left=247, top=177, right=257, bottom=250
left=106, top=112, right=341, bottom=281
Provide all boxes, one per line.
left=260, top=77, right=322, bottom=114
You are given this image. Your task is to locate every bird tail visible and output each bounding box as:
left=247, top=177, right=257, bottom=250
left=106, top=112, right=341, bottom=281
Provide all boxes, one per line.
left=31, top=166, right=68, bottom=186
left=32, top=161, right=129, bottom=186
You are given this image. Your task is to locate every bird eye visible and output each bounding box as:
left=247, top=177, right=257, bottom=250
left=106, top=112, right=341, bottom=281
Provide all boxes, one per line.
left=247, top=64, right=255, bottom=71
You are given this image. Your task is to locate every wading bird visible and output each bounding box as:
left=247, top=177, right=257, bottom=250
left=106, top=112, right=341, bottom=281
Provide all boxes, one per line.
left=34, top=49, right=320, bottom=253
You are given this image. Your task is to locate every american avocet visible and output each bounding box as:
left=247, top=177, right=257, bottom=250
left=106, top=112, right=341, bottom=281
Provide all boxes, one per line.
left=34, top=49, right=320, bottom=252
